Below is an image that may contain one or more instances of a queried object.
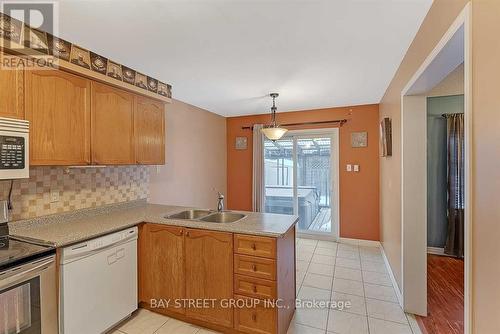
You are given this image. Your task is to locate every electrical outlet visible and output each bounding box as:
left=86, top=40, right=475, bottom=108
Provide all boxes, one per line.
left=50, top=189, right=60, bottom=203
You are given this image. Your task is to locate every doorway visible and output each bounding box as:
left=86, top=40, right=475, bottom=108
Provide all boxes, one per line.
left=400, top=3, right=470, bottom=334
left=263, top=129, right=340, bottom=240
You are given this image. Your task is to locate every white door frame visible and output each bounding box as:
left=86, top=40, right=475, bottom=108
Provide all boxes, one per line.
left=400, top=3, right=471, bottom=332
left=282, top=128, right=340, bottom=241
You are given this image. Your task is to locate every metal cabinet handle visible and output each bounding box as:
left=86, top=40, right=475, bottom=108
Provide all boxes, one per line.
left=251, top=243, right=256, bottom=250
left=179, top=230, right=183, bottom=236
left=186, top=231, right=190, bottom=237
left=252, top=264, right=257, bottom=272
left=252, top=313, right=257, bottom=321
left=253, top=285, right=258, bottom=293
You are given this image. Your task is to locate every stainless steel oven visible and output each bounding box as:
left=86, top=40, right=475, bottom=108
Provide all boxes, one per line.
left=0, top=255, right=57, bottom=334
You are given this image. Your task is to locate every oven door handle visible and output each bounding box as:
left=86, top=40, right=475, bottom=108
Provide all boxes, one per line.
left=0, top=256, right=55, bottom=290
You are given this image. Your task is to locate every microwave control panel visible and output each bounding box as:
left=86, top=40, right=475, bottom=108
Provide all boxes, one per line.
left=0, top=136, right=25, bottom=169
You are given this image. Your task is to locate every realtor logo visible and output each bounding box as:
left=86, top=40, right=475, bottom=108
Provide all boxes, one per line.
left=0, top=1, right=58, bottom=69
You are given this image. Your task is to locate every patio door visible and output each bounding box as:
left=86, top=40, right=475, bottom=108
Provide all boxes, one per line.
left=264, top=129, right=339, bottom=239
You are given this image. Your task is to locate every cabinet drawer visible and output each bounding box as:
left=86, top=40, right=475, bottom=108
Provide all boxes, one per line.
left=234, top=234, right=276, bottom=259
left=235, top=254, right=276, bottom=280
left=234, top=275, right=276, bottom=300
left=234, top=295, right=277, bottom=334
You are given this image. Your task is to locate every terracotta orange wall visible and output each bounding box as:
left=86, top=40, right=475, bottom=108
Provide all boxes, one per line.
left=226, top=104, right=380, bottom=241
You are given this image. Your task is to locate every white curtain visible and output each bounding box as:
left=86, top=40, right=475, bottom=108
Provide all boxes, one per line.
left=252, top=124, right=265, bottom=212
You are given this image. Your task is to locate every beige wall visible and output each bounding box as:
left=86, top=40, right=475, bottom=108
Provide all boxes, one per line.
left=380, top=0, right=500, bottom=332
left=148, top=99, right=227, bottom=209
left=428, top=63, right=464, bottom=96
left=379, top=0, right=469, bottom=292
left=470, top=1, right=500, bottom=332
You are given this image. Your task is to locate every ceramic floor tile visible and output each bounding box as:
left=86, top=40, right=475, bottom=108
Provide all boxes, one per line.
left=361, top=261, right=387, bottom=273
left=360, top=253, right=384, bottom=263
left=364, top=283, right=398, bottom=303
left=366, top=298, right=408, bottom=324
left=300, top=239, right=319, bottom=247
left=155, top=318, right=200, bottom=334
left=335, top=258, right=361, bottom=270
left=296, top=260, right=310, bottom=272
left=303, top=272, right=334, bottom=290
left=287, top=319, right=326, bottom=334
left=334, top=267, right=362, bottom=282
left=331, top=292, right=367, bottom=315
left=297, top=269, right=307, bottom=286
left=311, top=254, right=336, bottom=265
left=362, top=271, right=392, bottom=286
left=368, top=317, right=412, bottom=334
left=314, top=247, right=337, bottom=256
left=332, top=278, right=364, bottom=297
left=196, top=329, right=221, bottom=334
left=336, top=250, right=359, bottom=260
left=298, top=285, right=331, bottom=301
left=327, top=310, right=369, bottom=334
left=297, top=251, right=315, bottom=262
left=338, top=244, right=359, bottom=252
left=298, top=244, right=317, bottom=254
left=117, top=309, right=169, bottom=334
left=294, top=307, right=329, bottom=330
left=308, top=263, right=335, bottom=276
left=317, top=240, right=337, bottom=250
left=359, top=246, right=381, bottom=255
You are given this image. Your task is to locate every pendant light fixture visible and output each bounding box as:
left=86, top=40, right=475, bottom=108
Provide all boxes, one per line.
left=261, top=93, right=288, bottom=141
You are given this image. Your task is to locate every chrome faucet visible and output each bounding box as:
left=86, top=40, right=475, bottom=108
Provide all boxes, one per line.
left=217, top=191, right=225, bottom=212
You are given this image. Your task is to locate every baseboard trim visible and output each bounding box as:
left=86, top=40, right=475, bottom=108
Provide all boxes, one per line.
left=427, top=247, right=445, bottom=255
left=407, top=313, right=424, bottom=334
left=380, top=245, right=404, bottom=307
left=339, top=237, right=381, bottom=247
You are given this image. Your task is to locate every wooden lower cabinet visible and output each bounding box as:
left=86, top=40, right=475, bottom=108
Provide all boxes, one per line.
left=185, top=228, right=234, bottom=327
left=138, top=224, right=185, bottom=315
left=139, top=224, right=296, bottom=334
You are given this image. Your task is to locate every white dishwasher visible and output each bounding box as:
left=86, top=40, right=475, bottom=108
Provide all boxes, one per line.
left=59, top=227, right=138, bottom=334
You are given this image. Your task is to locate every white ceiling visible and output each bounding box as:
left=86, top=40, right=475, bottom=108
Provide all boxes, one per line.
left=56, top=0, right=432, bottom=117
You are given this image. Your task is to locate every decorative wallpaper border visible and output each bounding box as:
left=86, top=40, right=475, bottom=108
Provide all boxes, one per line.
left=0, top=12, right=172, bottom=98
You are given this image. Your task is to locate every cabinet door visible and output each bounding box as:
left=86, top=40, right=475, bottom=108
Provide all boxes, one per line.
left=91, top=82, right=135, bottom=164
left=0, top=54, right=24, bottom=119
left=185, top=229, right=233, bottom=327
left=139, top=224, right=185, bottom=315
left=135, top=97, right=165, bottom=165
left=25, top=70, right=91, bottom=165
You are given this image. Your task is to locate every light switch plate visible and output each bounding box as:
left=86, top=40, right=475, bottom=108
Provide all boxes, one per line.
left=346, top=164, right=352, bottom=172
left=354, top=165, right=360, bottom=172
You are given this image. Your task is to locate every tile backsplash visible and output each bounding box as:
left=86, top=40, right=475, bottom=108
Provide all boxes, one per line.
left=0, top=166, right=149, bottom=221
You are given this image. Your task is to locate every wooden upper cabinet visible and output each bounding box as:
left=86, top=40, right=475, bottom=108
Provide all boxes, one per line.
left=185, top=229, right=234, bottom=327
left=134, top=97, right=165, bottom=165
left=91, top=82, right=135, bottom=164
left=25, top=70, right=91, bottom=165
left=138, top=224, right=185, bottom=315
left=0, top=54, right=24, bottom=119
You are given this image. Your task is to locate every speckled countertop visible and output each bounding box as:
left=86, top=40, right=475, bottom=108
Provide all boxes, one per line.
left=9, top=200, right=298, bottom=247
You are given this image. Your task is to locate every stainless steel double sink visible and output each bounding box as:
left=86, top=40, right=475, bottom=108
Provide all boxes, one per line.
left=165, top=209, right=246, bottom=223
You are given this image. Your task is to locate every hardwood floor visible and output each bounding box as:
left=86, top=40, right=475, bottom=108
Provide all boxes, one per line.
left=417, top=254, right=464, bottom=334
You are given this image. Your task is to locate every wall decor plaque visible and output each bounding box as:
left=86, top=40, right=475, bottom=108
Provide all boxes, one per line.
left=147, top=76, right=158, bottom=93
left=90, top=52, right=108, bottom=74
left=23, top=26, right=49, bottom=54
left=122, top=66, right=136, bottom=85
left=135, top=72, right=148, bottom=90
left=69, top=44, right=91, bottom=69
left=0, top=13, right=23, bottom=44
left=380, top=117, right=392, bottom=157
left=351, top=132, right=368, bottom=148
left=107, top=60, right=122, bottom=80
left=235, top=137, right=248, bottom=150
left=47, top=35, right=71, bottom=61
